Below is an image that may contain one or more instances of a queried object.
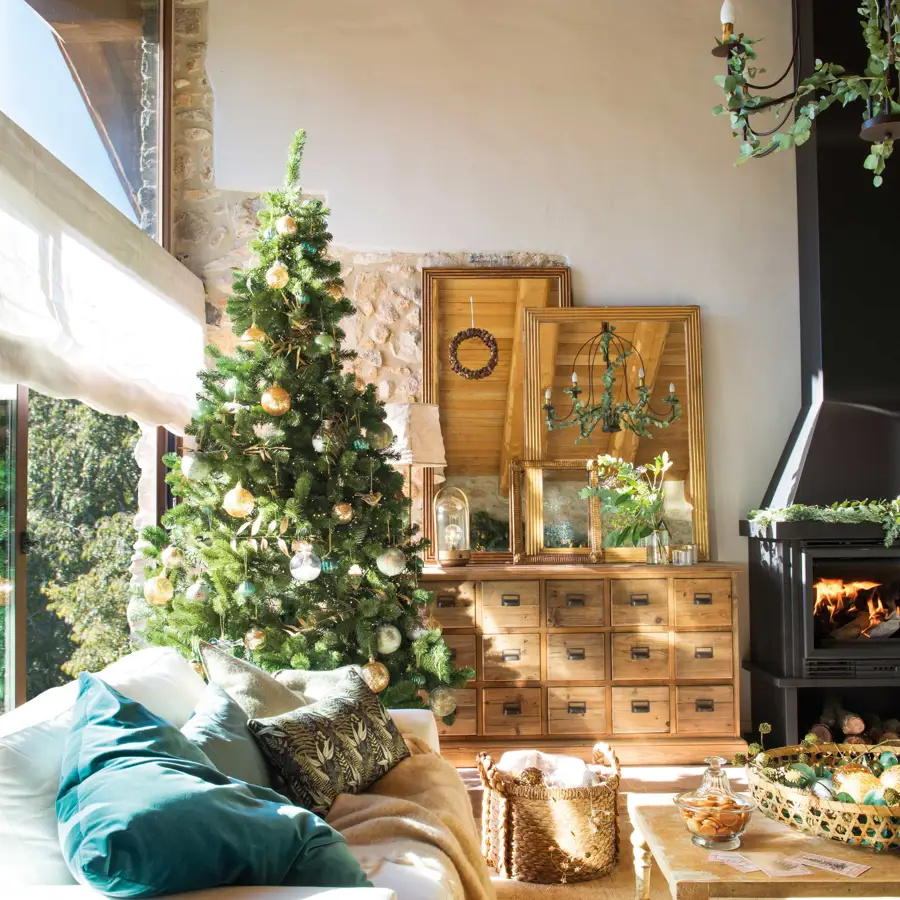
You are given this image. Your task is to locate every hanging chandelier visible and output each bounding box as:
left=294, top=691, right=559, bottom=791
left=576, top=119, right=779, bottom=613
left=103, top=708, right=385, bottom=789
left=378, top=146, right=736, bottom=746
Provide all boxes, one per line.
left=713, top=0, right=900, bottom=186
left=542, top=322, right=682, bottom=442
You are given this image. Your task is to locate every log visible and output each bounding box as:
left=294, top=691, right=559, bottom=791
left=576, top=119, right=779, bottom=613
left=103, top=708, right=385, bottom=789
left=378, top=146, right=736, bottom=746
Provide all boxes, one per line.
left=809, top=723, right=833, bottom=743
left=865, top=609, right=900, bottom=640
left=832, top=610, right=870, bottom=641
left=840, top=708, right=866, bottom=736
left=820, top=699, right=839, bottom=729
left=865, top=714, right=884, bottom=743
left=881, top=731, right=900, bottom=743
left=883, top=718, right=900, bottom=734
left=844, top=734, right=868, bottom=745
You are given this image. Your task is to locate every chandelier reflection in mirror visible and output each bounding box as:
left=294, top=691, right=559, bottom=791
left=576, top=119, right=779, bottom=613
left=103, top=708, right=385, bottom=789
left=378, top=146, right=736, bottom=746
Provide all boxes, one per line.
left=543, top=322, right=682, bottom=441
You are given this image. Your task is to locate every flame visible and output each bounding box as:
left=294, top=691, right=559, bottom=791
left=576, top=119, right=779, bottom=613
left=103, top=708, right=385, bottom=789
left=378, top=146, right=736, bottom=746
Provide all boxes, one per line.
left=813, top=578, right=882, bottom=623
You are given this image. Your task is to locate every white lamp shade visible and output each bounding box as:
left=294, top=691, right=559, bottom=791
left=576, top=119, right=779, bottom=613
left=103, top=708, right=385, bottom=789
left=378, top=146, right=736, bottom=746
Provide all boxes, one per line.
left=383, top=402, right=446, bottom=467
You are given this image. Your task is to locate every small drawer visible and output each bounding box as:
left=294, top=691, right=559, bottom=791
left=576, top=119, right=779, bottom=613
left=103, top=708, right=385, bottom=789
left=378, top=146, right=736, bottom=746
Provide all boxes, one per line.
left=546, top=580, right=604, bottom=627
left=548, top=687, right=607, bottom=735
left=437, top=688, right=477, bottom=737
left=426, top=581, right=476, bottom=628
left=674, top=632, right=733, bottom=680
left=674, top=578, right=732, bottom=627
left=612, top=633, right=669, bottom=681
left=442, top=635, right=476, bottom=680
left=483, top=688, right=542, bottom=736
left=547, top=633, right=605, bottom=681
left=482, top=634, right=541, bottom=681
left=610, top=579, right=668, bottom=626
left=676, top=685, right=734, bottom=735
left=611, top=686, right=670, bottom=734
left=481, top=580, right=540, bottom=629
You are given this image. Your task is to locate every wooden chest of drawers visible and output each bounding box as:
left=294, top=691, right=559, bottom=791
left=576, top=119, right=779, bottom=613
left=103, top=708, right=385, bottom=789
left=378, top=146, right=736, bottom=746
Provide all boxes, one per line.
left=422, top=563, right=745, bottom=766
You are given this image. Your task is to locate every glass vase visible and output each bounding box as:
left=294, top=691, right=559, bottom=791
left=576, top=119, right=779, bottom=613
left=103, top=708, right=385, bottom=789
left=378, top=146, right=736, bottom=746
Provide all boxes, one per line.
left=643, top=529, right=668, bottom=565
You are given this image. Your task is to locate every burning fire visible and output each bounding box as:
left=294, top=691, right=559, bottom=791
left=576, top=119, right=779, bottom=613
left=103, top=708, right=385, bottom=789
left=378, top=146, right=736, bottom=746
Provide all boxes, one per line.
left=813, top=578, right=882, bottom=623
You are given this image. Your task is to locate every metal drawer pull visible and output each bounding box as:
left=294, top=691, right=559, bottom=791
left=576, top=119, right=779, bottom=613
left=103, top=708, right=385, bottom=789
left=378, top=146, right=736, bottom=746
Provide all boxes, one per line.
left=696, top=699, right=715, bottom=713
left=501, top=594, right=521, bottom=607
left=630, top=593, right=650, bottom=607
left=631, top=700, right=650, bottom=713
left=436, top=597, right=455, bottom=608
left=631, top=646, right=651, bottom=660
left=693, top=593, right=713, bottom=605
left=567, top=702, right=587, bottom=715
left=695, top=647, right=714, bottom=659
left=502, top=702, right=522, bottom=716
left=501, top=649, right=521, bottom=662
left=566, top=648, right=586, bottom=661
left=565, top=593, right=586, bottom=607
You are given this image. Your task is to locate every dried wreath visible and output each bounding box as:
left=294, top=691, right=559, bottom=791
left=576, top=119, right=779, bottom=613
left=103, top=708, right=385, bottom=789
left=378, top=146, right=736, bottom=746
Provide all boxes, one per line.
left=448, top=327, right=499, bottom=381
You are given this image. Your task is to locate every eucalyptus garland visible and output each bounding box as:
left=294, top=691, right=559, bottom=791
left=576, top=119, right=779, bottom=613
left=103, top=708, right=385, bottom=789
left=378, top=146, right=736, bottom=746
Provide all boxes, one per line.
left=714, top=0, right=899, bottom=186
left=748, top=498, right=900, bottom=547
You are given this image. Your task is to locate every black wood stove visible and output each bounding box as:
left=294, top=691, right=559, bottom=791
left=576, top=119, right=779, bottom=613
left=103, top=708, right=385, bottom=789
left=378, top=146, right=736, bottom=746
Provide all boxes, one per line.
left=741, top=0, right=900, bottom=747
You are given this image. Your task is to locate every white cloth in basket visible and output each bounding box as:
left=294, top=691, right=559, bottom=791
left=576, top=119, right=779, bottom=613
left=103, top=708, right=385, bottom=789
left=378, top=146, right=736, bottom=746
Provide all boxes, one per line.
left=496, top=750, right=600, bottom=788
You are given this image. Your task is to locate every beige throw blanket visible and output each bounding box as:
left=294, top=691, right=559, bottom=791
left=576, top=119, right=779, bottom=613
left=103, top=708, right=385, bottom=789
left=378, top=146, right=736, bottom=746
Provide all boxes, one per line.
left=327, top=735, right=495, bottom=900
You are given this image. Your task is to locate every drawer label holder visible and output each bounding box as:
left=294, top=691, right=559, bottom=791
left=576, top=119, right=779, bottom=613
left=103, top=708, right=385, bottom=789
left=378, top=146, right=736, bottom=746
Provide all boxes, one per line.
left=695, top=647, right=714, bottom=659
left=565, top=593, right=586, bottom=607
left=501, top=649, right=522, bottom=662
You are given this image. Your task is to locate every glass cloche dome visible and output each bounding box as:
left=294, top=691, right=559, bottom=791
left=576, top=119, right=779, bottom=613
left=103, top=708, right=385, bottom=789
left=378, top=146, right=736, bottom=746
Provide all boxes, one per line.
left=433, top=486, right=471, bottom=566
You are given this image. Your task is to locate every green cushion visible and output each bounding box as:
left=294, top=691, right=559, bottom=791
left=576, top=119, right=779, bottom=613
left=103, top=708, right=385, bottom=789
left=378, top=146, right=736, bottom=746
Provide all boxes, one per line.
left=56, top=673, right=370, bottom=898
left=249, top=669, right=410, bottom=817
left=181, top=681, right=274, bottom=788
left=198, top=640, right=306, bottom=718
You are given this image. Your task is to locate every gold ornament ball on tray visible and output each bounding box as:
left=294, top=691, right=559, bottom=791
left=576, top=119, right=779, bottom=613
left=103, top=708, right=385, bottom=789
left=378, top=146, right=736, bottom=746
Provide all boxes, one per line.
left=244, top=626, right=266, bottom=651
left=835, top=770, right=882, bottom=803
left=275, top=214, right=297, bottom=235
left=333, top=502, right=353, bottom=524
left=361, top=657, right=390, bottom=693
left=144, top=574, right=174, bottom=607
left=261, top=384, right=291, bottom=416
left=240, top=324, right=268, bottom=349
left=265, top=261, right=290, bottom=289
left=428, top=686, right=457, bottom=717
left=223, top=482, right=255, bottom=518
left=160, top=546, right=184, bottom=568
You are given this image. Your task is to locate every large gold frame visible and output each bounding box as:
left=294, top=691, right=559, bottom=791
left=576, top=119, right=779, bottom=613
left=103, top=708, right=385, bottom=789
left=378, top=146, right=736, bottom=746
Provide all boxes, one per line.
left=522, top=306, right=709, bottom=561
left=422, top=266, right=572, bottom=564
left=509, top=459, right=601, bottom=564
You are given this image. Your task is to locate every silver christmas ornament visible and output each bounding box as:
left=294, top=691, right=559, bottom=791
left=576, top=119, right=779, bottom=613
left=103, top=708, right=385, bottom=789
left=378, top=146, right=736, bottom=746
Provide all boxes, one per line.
left=290, top=547, right=322, bottom=582
left=376, top=547, right=406, bottom=577
left=429, top=686, right=458, bottom=718
left=375, top=623, right=402, bottom=654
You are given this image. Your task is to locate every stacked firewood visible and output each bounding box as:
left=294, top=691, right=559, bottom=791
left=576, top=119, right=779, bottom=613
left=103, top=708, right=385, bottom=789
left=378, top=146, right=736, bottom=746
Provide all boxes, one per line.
left=808, top=699, right=900, bottom=745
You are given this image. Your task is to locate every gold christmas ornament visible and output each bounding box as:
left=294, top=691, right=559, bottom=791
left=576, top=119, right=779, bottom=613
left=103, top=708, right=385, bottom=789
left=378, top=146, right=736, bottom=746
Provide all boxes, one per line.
left=333, top=502, right=353, bottom=524
left=243, top=626, right=266, bottom=651
left=160, top=546, right=184, bottom=568
left=835, top=770, right=882, bottom=803
left=275, top=214, right=297, bottom=235
left=223, top=482, right=255, bottom=518
left=191, top=660, right=205, bottom=678
left=261, top=384, right=291, bottom=416
left=881, top=768, right=900, bottom=791
left=265, top=262, right=290, bottom=289
left=240, top=324, right=268, bottom=349
left=360, top=657, right=390, bottom=693
left=326, top=283, right=343, bottom=299
left=144, top=574, right=174, bottom=607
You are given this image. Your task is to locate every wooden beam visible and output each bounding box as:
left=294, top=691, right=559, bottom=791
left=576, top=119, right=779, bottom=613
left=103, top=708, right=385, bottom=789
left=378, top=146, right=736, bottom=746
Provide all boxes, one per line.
left=499, top=279, right=550, bottom=494
left=608, top=321, right=669, bottom=462
left=52, top=19, right=142, bottom=42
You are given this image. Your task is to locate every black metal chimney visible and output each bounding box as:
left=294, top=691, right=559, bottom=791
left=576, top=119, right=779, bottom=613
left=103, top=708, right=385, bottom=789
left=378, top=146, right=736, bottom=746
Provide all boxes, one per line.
left=763, top=0, right=900, bottom=509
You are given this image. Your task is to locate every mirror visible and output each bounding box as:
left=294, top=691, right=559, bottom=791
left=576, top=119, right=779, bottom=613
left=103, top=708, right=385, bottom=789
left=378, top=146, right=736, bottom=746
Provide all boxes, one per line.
left=422, top=267, right=572, bottom=562
left=523, top=307, right=708, bottom=560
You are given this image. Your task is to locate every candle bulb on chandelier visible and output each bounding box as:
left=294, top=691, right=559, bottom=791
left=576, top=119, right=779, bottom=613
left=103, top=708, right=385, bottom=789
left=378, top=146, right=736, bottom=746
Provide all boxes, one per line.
left=669, top=383, right=676, bottom=394
left=571, top=371, right=578, bottom=384
left=545, top=386, right=552, bottom=401
left=720, top=0, right=735, bottom=40
left=638, top=367, right=645, bottom=384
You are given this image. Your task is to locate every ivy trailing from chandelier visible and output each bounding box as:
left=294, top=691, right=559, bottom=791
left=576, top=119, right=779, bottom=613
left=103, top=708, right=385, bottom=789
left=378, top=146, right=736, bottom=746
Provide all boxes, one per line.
left=712, top=0, right=900, bottom=186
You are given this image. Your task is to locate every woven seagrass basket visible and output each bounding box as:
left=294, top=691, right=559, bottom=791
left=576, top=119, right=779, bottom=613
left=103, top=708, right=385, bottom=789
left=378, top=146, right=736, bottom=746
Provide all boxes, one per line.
left=748, top=743, right=900, bottom=852
left=477, top=743, right=620, bottom=884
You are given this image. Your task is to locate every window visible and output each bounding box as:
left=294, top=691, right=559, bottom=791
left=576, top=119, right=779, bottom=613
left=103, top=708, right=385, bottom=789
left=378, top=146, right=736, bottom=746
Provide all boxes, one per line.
left=0, top=388, right=16, bottom=710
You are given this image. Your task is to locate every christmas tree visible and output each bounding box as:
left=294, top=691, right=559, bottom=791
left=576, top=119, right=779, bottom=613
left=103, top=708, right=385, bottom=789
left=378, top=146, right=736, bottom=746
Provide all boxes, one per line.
left=138, top=130, right=471, bottom=718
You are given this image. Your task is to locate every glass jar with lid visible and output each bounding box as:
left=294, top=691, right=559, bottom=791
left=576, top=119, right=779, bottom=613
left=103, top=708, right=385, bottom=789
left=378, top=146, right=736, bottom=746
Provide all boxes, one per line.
left=433, top=486, right=471, bottom=566
left=674, top=756, right=753, bottom=850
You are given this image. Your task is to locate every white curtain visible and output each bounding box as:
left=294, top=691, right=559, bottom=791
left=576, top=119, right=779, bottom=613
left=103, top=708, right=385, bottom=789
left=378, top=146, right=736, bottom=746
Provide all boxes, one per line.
left=0, top=112, right=205, bottom=433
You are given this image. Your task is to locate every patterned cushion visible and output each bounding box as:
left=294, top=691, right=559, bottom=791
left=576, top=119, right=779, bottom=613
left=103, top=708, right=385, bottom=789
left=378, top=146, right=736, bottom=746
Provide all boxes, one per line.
left=248, top=670, right=410, bottom=816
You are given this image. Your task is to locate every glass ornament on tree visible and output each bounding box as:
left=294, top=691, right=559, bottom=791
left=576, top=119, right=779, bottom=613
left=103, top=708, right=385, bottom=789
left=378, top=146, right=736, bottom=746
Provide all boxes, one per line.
left=290, top=543, right=322, bottom=582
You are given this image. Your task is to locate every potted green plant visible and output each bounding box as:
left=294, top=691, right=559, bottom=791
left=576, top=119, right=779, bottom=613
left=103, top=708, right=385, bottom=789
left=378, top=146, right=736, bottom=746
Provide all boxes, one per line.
left=582, top=452, right=673, bottom=563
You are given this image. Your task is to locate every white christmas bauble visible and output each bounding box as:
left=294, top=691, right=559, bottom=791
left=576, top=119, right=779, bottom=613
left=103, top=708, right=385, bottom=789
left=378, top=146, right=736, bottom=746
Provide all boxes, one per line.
left=160, top=546, right=184, bottom=568
left=407, top=619, right=428, bottom=641
left=375, top=623, right=402, bottom=654
left=275, top=214, right=297, bottom=235
left=312, top=422, right=333, bottom=454
left=429, top=686, right=458, bottom=718
left=186, top=579, right=210, bottom=602
left=290, top=549, right=322, bottom=582
left=376, top=547, right=406, bottom=577
left=265, top=261, right=290, bottom=289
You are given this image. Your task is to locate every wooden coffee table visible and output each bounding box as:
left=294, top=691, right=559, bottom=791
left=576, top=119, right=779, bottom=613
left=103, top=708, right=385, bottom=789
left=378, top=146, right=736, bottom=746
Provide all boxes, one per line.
left=628, top=792, right=900, bottom=898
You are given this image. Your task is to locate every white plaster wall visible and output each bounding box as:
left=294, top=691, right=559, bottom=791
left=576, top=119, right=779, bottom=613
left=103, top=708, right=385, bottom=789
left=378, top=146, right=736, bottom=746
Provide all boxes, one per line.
left=206, top=0, right=800, bottom=571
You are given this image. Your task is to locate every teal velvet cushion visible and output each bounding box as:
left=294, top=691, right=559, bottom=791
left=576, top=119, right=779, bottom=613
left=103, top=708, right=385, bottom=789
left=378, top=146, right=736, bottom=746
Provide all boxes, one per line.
left=181, top=681, right=274, bottom=788
left=249, top=669, right=410, bottom=817
left=56, top=673, right=370, bottom=899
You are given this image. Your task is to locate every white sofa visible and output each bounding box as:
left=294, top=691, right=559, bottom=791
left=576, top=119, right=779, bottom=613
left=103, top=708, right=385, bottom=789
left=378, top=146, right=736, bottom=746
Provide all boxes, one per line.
left=0, top=648, right=445, bottom=900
